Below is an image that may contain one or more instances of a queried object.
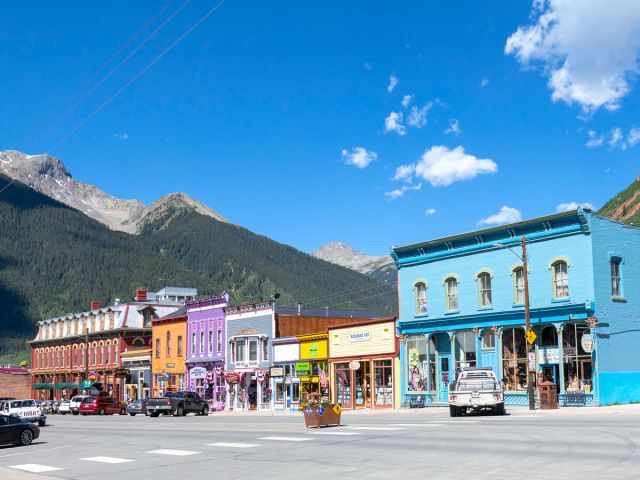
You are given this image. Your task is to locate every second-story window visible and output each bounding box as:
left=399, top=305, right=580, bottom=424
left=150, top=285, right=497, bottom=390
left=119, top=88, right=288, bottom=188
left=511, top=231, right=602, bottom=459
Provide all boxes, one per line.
left=552, top=261, right=569, bottom=298
left=208, top=330, right=213, bottom=354
left=415, top=282, right=428, bottom=314
left=249, top=339, right=258, bottom=363
left=477, top=272, right=492, bottom=307
left=166, top=332, right=171, bottom=357
left=513, top=267, right=524, bottom=304
left=155, top=338, right=160, bottom=358
left=143, top=310, right=152, bottom=327
left=191, top=332, right=196, bottom=355
left=235, top=339, right=245, bottom=363
left=200, top=331, right=205, bottom=354
left=262, top=338, right=269, bottom=361
left=177, top=336, right=183, bottom=356
left=611, top=257, right=622, bottom=297
left=445, top=277, right=458, bottom=311
left=217, top=329, right=222, bottom=353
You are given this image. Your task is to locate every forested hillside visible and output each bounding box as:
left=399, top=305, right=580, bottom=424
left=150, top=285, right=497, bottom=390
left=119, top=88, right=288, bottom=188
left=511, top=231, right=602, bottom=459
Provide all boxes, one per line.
left=598, top=177, right=640, bottom=225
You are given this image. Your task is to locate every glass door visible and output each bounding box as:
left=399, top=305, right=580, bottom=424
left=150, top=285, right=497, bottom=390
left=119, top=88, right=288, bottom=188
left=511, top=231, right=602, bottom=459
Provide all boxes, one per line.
left=438, top=356, right=451, bottom=403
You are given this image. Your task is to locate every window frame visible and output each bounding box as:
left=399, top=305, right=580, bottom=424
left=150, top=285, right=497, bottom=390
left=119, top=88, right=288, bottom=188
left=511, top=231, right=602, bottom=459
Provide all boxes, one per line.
left=512, top=266, right=525, bottom=305
left=444, top=276, right=459, bottom=312
left=413, top=280, right=428, bottom=315
left=549, top=257, right=570, bottom=300
left=475, top=270, right=493, bottom=308
left=610, top=255, right=623, bottom=298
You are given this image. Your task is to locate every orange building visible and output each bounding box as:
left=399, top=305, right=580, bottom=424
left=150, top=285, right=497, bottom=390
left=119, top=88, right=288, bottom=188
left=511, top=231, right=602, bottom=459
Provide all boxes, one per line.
left=151, top=308, right=187, bottom=396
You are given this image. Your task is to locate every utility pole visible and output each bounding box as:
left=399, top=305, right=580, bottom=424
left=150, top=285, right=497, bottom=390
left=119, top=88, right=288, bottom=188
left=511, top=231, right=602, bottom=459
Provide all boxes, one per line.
left=522, top=236, right=535, bottom=410
left=84, top=327, right=89, bottom=392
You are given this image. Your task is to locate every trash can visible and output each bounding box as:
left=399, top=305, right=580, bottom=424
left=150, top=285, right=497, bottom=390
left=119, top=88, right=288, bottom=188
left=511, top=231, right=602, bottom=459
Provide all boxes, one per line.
left=538, top=380, right=558, bottom=409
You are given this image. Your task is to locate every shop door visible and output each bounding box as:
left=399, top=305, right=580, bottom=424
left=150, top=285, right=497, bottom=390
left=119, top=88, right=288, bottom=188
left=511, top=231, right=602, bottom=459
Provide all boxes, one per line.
left=438, top=356, right=451, bottom=403
left=541, top=364, right=559, bottom=386
left=289, top=380, right=300, bottom=411
left=353, top=362, right=370, bottom=409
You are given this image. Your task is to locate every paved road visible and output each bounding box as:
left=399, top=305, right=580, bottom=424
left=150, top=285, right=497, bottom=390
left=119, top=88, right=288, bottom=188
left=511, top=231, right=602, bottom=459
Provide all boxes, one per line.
left=1, top=406, right=639, bottom=479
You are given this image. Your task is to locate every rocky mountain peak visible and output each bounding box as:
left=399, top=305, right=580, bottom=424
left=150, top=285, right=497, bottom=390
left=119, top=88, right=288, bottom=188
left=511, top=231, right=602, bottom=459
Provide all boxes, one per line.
left=312, top=241, right=395, bottom=280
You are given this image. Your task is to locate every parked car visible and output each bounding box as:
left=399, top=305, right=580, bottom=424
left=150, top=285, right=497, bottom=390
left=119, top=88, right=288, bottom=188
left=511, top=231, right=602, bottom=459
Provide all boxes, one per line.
left=0, top=399, right=47, bottom=426
left=0, top=414, right=40, bottom=446
left=449, top=367, right=505, bottom=417
left=146, top=391, right=209, bottom=417
left=41, top=400, right=58, bottom=415
left=58, top=399, right=71, bottom=415
left=126, top=398, right=148, bottom=416
left=79, top=396, right=126, bottom=416
left=69, top=395, right=89, bottom=415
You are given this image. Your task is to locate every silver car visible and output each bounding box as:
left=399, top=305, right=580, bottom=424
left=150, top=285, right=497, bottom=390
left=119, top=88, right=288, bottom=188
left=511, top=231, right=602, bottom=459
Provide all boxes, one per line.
left=69, top=395, right=88, bottom=415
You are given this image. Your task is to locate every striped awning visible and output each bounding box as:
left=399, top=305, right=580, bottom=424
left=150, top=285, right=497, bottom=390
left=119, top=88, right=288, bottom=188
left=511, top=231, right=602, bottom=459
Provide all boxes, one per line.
left=32, top=383, right=54, bottom=390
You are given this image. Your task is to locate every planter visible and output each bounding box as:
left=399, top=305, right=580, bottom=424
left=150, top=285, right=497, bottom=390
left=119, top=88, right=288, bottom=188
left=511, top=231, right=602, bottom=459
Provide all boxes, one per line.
left=303, top=403, right=342, bottom=428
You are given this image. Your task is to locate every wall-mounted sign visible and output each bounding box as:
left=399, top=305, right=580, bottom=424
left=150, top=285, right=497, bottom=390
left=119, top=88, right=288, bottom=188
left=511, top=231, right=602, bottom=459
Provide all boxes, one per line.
left=296, top=362, right=311, bottom=372
left=581, top=333, right=594, bottom=353
left=270, top=367, right=284, bottom=377
left=308, top=342, right=318, bottom=358
left=349, top=360, right=360, bottom=370
left=225, top=372, right=243, bottom=385
left=538, top=348, right=560, bottom=364
left=190, top=366, right=207, bottom=379
left=166, top=363, right=175, bottom=368
left=349, top=332, right=371, bottom=343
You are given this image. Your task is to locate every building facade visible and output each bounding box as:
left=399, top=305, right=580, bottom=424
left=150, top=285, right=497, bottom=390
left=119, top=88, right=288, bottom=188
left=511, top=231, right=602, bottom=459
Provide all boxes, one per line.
left=151, top=309, right=187, bottom=397
left=392, top=209, right=640, bottom=407
left=185, top=292, right=229, bottom=407
left=328, top=318, right=399, bottom=410
left=31, top=288, right=192, bottom=401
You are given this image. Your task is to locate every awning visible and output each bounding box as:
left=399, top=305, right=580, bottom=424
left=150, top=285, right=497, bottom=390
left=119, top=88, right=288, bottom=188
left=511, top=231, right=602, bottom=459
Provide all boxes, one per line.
left=32, top=383, right=54, bottom=390
left=55, top=382, right=79, bottom=390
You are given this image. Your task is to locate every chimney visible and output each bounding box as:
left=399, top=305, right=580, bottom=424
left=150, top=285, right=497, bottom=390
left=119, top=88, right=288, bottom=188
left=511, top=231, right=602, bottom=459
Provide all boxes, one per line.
left=90, top=301, right=101, bottom=311
left=135, top=289, right=147, bottom=302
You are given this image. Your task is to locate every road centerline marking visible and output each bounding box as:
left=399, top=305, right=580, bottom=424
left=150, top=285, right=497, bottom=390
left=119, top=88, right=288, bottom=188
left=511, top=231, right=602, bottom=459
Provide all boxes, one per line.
left=206, top=442, right=261, bottom=448
left=81, top=456, right=135, bottom=464
left=148, top=449, right=201, bottom=456
left=9, top=464, right=63, bottom=473
left=258, top=436, right=313, bottom=442
left=346, top=426, right=404, bottom=431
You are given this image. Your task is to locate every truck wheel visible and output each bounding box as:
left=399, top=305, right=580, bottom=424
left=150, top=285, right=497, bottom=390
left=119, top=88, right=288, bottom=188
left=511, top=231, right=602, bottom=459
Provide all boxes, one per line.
left=495, top=404, right=506, bottom=415
left=201, top=405, right=208, bottom=416
left=449, top=405, right=458, bottom=417
left=174, top=406, right=183, bottom=417
left=73, top=411, right=79, bottom=415
left=19, top=429, right=33, bottom=446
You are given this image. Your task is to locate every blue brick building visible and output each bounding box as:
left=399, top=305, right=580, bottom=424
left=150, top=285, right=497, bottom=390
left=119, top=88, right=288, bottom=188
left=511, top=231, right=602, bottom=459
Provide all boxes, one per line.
left=391, top=209, right=640, bottom=406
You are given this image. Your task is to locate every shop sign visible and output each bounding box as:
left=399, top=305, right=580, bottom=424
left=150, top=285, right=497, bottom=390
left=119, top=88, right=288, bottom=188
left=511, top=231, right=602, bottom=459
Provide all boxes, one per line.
left=270, top=367, right=284, bottom=377
left=581, top=333, right=594, bottom=353
left=528, top=352, right=536, bottom=370
left=225, top=372, right=242, bottom=385
left=190, top=367, right=207, bottom=379
left=166, top=362, right=175, bottom=368
left=349, top=360, right=360, bottom=370
left=308, top=342, right=318, bottom=358
left=296, top=362, right=311, bottom=372
left=538, top=348, right=560, bottom=364
left=564, top=347, right=576, bottom=356
left=349, top=332, right=371, bottom=343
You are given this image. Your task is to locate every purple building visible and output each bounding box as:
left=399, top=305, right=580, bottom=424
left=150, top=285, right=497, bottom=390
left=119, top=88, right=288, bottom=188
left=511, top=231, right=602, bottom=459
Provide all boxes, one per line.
left=185, top=292, right=229, bottom=406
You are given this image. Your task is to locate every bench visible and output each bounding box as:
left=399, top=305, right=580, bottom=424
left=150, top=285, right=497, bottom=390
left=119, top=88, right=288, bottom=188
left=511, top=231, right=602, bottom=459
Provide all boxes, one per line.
left=408, top=395, right=426, bottom=408
left=562, top=391, right=587, bottom=407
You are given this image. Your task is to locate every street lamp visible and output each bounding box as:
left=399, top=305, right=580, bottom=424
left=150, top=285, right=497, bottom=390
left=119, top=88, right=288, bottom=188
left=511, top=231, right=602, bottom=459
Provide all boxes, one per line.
left=492, top=236, right=536, bottom=411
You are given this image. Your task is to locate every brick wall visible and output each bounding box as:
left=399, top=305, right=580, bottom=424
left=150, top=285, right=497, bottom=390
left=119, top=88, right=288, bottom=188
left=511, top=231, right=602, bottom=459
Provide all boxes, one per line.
left=0, top=372, right=32, bottom=399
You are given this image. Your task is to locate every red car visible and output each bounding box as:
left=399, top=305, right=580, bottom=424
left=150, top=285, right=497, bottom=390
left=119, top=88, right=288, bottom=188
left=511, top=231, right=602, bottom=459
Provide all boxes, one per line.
left=79, top=396, right=126, bottom=416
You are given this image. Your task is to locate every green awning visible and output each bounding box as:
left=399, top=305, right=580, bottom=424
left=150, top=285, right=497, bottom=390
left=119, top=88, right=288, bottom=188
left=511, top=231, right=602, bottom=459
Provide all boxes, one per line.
left=55, top=382, right=79, bottom=390
left=32, top=383, right=54, bottom=390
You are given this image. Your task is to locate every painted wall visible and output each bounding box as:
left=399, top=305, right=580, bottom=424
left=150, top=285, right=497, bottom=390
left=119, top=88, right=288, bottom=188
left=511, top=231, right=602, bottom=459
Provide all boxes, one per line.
left=591, top=217, right=640, bottom=404
left=186, top=294, right=228, bottom=363
left=151, top=319, right=187, bottom=377
left=225, top=313, right=274, bottom=370
left=329, top=321, right=396, bottom=359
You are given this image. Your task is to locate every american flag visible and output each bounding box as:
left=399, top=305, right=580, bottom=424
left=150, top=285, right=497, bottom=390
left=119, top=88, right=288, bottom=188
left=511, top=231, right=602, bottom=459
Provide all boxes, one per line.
left=318, top=367, right=328, bottom=388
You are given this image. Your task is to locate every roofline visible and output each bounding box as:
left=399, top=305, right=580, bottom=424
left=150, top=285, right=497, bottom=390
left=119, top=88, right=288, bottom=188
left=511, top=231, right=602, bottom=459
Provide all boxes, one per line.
left=326, top=316, right=396, bottom=330
left=391, top=209, right=590, bottom=255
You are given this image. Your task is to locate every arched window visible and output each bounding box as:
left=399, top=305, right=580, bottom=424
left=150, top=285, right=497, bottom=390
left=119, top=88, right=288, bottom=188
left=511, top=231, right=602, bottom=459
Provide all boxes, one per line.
left=513, top=267, right=524, bottom=304
left=552, top=261, right=569, bottom=298
left=155, top=338, right=160, bottom=358
left=113, top=341, right=118, bottom=365
left=477, top=272, right=492, bottom=307
left=166, top=332, right=171, bottom=357
left=445, top=277, right=458, bottom=311
left=610, top=256, right=622, bottom=297
left=540, top=326, right=558, bottom=347
left=99, top=343, right=104, bottom=365
left=106, top=342, right=111, bottom=365
left=481, top=329, right=495, bottom=349
left=414, top=282, right=428, bottom=314
left=133, top=338, right=144, bottom=350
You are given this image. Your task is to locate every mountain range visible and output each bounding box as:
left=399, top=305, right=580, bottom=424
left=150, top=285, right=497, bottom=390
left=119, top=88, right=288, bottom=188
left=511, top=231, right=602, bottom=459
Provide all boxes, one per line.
left=311, top=242, right=396, bottom=284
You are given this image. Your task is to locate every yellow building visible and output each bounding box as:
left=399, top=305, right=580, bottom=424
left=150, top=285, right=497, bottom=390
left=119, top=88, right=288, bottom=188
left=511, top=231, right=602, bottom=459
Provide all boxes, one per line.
left=297, top=333, right=329, bottom=403
left=328, top=318, right=400, bottom=410
left=151, top=309, right=187, bottom=396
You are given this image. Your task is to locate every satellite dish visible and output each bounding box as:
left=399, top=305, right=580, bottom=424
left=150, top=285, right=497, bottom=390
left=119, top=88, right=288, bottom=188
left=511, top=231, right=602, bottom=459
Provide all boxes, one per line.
left=271, top=293, right=281, bottom=301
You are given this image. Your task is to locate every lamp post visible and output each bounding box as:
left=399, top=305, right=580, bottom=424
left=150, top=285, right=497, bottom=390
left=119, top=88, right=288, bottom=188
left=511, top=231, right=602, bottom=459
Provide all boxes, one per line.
left=493, top=236, right=536, bottom=410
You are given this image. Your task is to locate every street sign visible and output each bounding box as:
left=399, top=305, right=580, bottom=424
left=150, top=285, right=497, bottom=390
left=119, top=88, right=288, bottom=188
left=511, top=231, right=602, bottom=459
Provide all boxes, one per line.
left=581, top=333, right=594, bottom=353
left=526, top=329, right=537, bottom=345
left=81, top=380, right=92, bottom=389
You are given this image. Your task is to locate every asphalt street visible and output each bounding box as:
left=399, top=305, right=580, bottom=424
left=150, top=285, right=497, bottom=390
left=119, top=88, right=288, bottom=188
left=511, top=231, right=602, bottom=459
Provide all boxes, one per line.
left=1, top=406, right=639, bottom=480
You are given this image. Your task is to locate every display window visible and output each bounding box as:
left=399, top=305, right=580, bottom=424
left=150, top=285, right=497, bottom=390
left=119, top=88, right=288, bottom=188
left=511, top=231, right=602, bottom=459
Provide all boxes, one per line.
left=406, top=335, right=426, bottom=392
left=563, top=324, right=593, bottom=393
left=502, top=328, right=527, bottom=391
left=374, top=360, right=393, bottom=407
left=334, top=363, right=351, bottom=406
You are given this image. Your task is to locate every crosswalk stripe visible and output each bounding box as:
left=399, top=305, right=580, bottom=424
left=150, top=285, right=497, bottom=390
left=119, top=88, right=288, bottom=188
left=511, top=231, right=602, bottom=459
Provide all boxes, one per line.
left=9, top=464, right=62, bottom=473
left=148, top=449, right=201, bottom=456
left=206, top=442, right=260, bottom=448
left=258, top=436, right=313, bottom=442
left=347, top=426, right=404, bottom=431
left=80, top=456, right=134, bottom=464
left=307, top=431, right=361, bottom=435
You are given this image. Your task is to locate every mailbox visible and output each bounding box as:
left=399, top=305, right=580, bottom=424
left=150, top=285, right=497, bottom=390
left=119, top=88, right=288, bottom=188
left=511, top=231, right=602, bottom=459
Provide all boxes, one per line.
left=538, top=380, right=558, bottom=409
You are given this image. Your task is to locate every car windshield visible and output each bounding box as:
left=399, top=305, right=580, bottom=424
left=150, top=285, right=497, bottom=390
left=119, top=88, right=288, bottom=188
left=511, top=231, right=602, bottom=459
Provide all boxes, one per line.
left=165, top=392, right=181, bottom=398
left=82, top=397, right=96, bottom=403
left=71, top=397, right=83, bottom=402
left=456, top=380, right=499, bottom=391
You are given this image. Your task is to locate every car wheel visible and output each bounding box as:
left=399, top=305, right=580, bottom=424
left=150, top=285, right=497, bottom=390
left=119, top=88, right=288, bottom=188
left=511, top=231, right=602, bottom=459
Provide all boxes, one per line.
left=73, top=411, right=79, bottom=415
left=82, top=413, right=87, bottom=416
left=120, top=408, right=126, bottom=415
left=99, top=408, right=105, bottom=416
left=150, top=412, right=159, bottom=417
left=19, top=429, right=34, bottom=446
left=60, top=412, right=66, bottom=415
left=174, top=406, right=183, bottom=417
left=38, top=418, right=46, bottom=427
left=129, top=413, right=136, bottom=416
left=201, top=405, right=209, bottom=416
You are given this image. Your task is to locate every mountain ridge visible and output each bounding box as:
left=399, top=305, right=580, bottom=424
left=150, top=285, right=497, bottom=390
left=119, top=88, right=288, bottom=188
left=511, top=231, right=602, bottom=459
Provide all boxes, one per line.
left=312, top=241, right=396, bottom=284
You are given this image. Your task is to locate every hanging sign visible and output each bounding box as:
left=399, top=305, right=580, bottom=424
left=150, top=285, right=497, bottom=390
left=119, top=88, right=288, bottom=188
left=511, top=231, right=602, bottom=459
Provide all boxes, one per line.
left=190, top=367, right=207, bottom=379
left=215, top=365, right=224, bottom=375
left=348, top=360, right=360, bottom=370
left=270, top=367, right=284, bottom=377
left=256, top=370, right=268, bottom=383
left=225, top=372, right=243, bottom=385
left=581, top=333, right=594, bottom=353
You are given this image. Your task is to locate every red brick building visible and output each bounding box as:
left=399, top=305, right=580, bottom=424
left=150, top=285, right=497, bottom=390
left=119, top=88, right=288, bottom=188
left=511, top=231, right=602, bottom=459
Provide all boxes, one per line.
left=0, top=367, right=32, bottom=399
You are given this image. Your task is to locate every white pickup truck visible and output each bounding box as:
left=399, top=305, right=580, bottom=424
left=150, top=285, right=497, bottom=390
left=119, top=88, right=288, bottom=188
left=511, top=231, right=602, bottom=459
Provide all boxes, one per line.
left=449, top=367, right=505, bottom=417
left=0, top=399, right=47, bottom=426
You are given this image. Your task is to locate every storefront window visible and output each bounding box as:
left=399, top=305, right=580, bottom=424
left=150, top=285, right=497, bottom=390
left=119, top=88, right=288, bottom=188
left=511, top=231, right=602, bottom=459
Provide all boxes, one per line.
left=454, top=331, right=477, bottom=372
left=275, top=382, right=284, bottom=402
left=374, top=360, right=393, bottom=406
left=563, top=324, right=593, bottom=393
left=334, top=363, right=351, bottom=406
left=502, top=328, right=527, bottom=391
left=406, top=335, right=426, bottom=392
left=540, top=326, right=558, bottom=347
left=482, top=330, right=495, bottom=349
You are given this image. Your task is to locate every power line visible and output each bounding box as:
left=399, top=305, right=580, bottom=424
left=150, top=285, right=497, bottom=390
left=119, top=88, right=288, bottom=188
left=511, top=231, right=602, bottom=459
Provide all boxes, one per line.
left=291, top=277, right=396, bottom=307
left=47, top=0, right=225, bottom=153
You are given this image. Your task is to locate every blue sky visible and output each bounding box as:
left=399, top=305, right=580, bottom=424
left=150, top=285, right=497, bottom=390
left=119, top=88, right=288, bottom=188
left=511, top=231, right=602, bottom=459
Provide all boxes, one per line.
left=2, top=1, right=639, bottom=255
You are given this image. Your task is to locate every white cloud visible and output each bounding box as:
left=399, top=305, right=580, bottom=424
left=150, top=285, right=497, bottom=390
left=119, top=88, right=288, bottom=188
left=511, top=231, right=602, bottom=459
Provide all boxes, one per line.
left=341, top=147, right=377, bottom=169
left=395, top=145, right=497, bottom=188
left=384, top=111, right=406, bottom=136
left=477, top=206, right=522, bottom=226
left=387, top=74, right=399, bottom=93
left=585, top=130, right=604, bottom=148
left=628, top=127, right=640, bottom=147
left=556, top=201, right=596, bottom=212
left=114, top=132, right=128, bottom=140
left=481, top=78, right=489, bottom=87
left=609, top=127, right=624, bottom=149
left=401, top=94, right=413, bottom=108
left=425, top=208, right=437, bottom=216
left=444, top=119, right=462, bottom=135
left=384, top=183, right=422, bottom=200
left=505, top=0, right=640, bottom=112
left=407, top=102, right=432, bottom=128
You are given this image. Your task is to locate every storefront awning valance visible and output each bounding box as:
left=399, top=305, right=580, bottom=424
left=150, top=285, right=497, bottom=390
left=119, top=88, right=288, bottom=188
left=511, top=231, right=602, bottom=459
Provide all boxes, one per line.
left=55, top=382, right=79, bottom=390
left=32, top=383, right=54, bottom=390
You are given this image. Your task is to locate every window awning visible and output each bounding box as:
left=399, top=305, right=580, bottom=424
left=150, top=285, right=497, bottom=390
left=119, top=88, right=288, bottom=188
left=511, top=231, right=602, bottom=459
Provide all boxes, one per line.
left=55, top=382, right=80, bottom=390
left=32, top=383, right=54, bottom=390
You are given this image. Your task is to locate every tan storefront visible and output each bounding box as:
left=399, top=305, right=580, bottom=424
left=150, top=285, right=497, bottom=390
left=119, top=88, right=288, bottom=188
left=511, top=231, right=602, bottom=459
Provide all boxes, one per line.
left=328, top=318, right=399, bottom=410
